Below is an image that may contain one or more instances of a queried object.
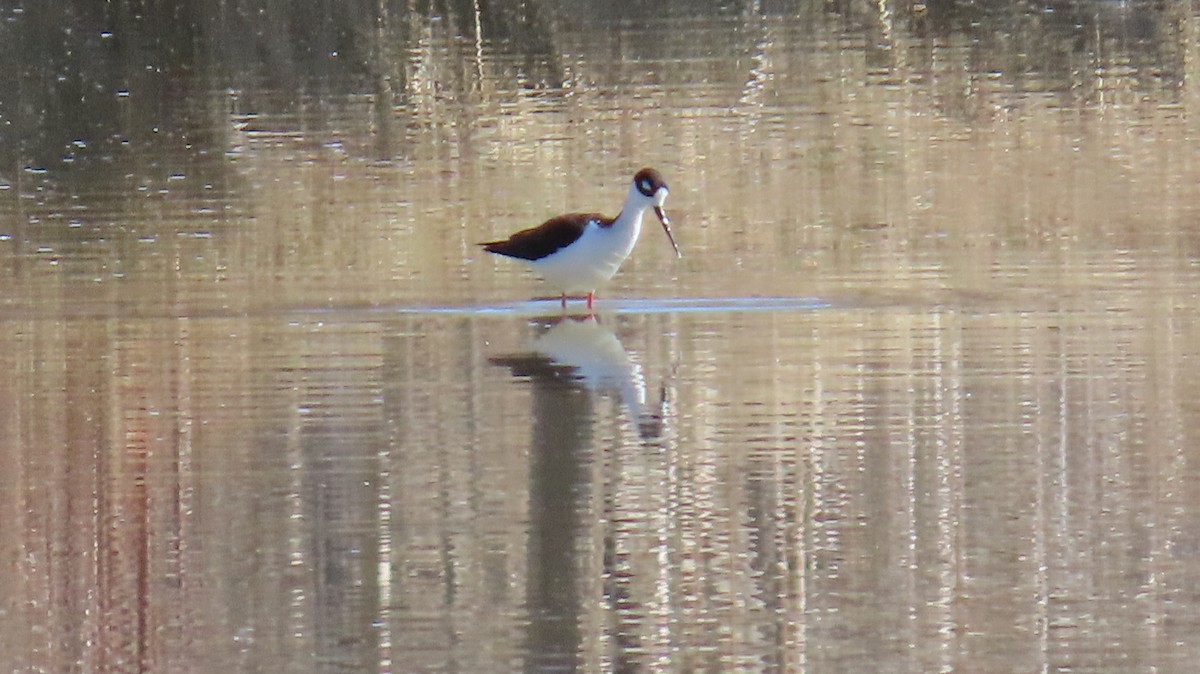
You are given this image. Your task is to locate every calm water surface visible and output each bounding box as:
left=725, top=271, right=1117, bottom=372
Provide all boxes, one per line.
left=4, top=2, right=1200, bottom=672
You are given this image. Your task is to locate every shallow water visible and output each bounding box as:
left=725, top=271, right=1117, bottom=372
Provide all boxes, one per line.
left=4, top=1, right=1200, bottom=672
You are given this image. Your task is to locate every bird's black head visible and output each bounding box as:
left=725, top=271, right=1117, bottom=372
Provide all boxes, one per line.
left=634, top=167, right=668, bottom=197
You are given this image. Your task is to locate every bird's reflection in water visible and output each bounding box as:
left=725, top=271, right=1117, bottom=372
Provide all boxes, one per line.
left=493, top=314, right=669, bottom=440
left=489, top=314, right=672, bottom=672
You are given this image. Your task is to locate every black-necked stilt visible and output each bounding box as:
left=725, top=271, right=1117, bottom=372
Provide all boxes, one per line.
left=480, top=167, right=681, bottom=309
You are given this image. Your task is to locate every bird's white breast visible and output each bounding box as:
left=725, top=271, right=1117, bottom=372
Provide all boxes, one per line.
left=531, top=213, right=644, bottom=294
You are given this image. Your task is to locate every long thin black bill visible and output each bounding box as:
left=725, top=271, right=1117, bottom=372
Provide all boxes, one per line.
left=655, top=206, right=681, bottom=258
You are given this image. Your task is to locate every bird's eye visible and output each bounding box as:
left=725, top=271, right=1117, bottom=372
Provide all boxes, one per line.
left=639, top=179, right=653, bottom=194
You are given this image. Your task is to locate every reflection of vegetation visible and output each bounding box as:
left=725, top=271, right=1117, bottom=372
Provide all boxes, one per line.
left=0, top=0, right=1187, bottom=176
left=906, top=0, right=1185, bottom=83
left=0, top=0, right=565, bottom=174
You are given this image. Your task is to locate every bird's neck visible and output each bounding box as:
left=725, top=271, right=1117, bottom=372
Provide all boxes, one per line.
left=609, top=184, right=649, bottom=234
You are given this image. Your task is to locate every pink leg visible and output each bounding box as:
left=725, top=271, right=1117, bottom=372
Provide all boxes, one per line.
left=560, top=293, right=567, bottom=309
left=586, top=292, right=594, bottom=309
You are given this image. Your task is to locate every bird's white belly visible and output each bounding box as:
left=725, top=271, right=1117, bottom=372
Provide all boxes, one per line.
left=531, top=222, right=638, bottom=294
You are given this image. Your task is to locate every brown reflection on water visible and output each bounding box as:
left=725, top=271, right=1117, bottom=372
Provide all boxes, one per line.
left=0, top=317, right=391, bottom=671
left=3, top=299, right=1200, bottom=671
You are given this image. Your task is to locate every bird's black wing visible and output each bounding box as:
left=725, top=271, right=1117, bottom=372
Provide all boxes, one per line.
left=480, top=213, right=607, bottom=261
